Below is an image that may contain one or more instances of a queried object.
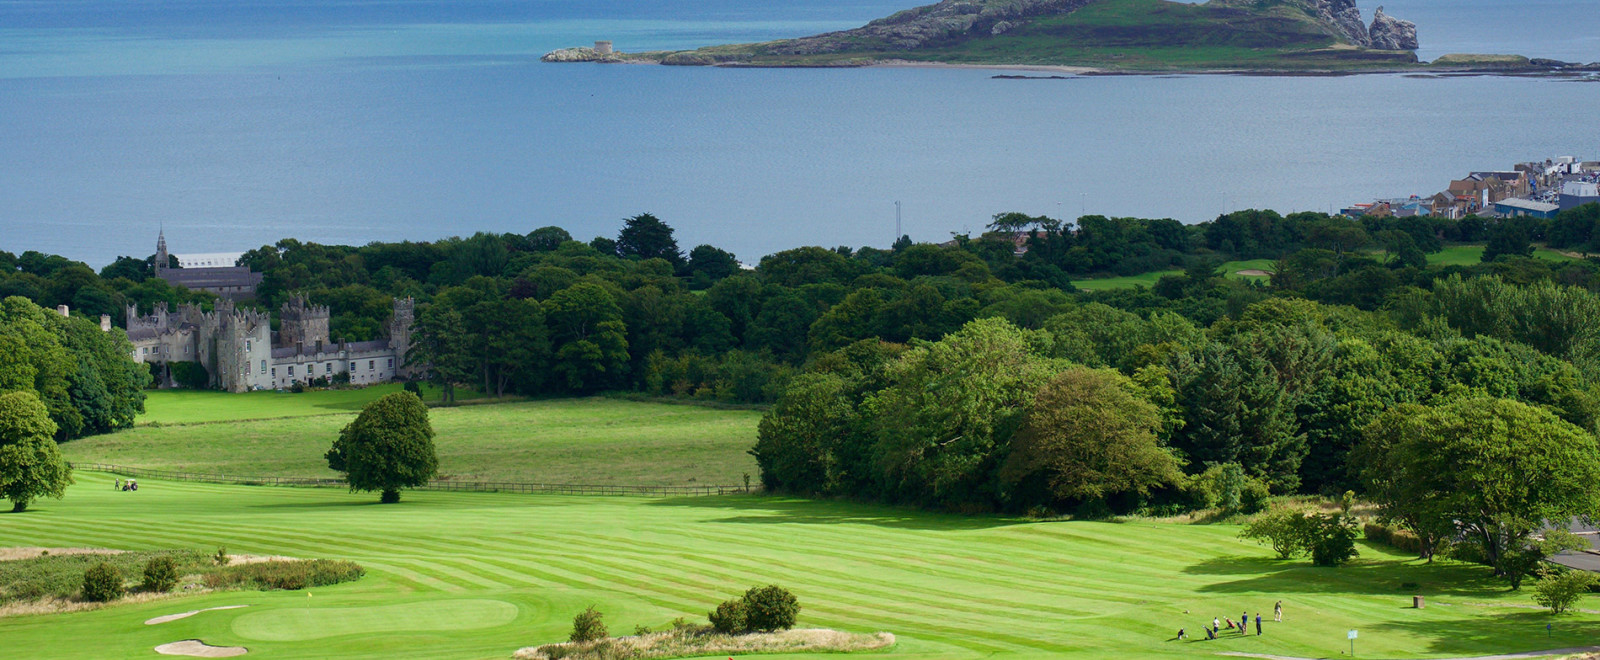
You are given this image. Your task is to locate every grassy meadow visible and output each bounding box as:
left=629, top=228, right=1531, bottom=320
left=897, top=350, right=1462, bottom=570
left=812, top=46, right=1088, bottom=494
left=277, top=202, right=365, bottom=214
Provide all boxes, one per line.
left=1071, top=259, right=1274, bottom=292
left=3, top=475, right=1597, bottom=659
left=65, top=392, right=761, bottom=486
left=131, top=383, right=480, bottom=426
left=1426, top=245, right=1582, bottom=267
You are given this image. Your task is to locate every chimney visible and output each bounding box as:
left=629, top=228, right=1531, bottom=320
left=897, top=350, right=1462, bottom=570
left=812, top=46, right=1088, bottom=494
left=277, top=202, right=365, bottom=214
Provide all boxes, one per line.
left=56, top=304, right=69, bottom=317
left=100, top=314, right=112, bottom=332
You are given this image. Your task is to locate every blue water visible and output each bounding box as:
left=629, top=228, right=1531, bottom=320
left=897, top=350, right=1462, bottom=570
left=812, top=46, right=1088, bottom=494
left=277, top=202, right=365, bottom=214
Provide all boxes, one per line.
left=2, top=1, right=1598, bottom=266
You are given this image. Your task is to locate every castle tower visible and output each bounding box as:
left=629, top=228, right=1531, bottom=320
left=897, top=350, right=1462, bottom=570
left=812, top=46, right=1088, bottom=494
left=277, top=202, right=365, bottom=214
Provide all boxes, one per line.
left=154, top=229, right=170, bottom=274
left=278, top=297, right=331, bottom=354
left=389, top=297, right=415, bottom=376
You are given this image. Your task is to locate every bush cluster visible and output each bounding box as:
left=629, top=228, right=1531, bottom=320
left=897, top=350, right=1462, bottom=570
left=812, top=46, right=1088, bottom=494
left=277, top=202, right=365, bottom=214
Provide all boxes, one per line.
left=1240, top=508, right=1359, bottom=566
left=1363, top=523, right=1428, bottom=556
left=202, top=559, right=365, bottom=591
left=705, top=585, right=800, bottom=635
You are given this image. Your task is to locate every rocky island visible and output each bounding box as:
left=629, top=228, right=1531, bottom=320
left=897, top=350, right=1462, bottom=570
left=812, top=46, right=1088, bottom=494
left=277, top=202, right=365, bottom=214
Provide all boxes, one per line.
left=543, top=0, right=1595, bottom=74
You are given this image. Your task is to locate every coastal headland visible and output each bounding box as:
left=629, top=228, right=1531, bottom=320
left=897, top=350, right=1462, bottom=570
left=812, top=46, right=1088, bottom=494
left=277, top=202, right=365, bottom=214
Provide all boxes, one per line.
left=542, top=0, right=1600, bottom=75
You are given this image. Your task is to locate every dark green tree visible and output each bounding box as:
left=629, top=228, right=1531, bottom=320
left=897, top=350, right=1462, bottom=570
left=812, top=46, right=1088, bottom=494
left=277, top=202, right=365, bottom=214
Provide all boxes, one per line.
left=546, top=283, right=630, bottom=392
left=615, top=213, right=683, bottom=266
left=326, top=391, right=438, bottom=503
left=0, top=390, right=72, bottom=512
left=1356, top=397, right=1600, bottom=587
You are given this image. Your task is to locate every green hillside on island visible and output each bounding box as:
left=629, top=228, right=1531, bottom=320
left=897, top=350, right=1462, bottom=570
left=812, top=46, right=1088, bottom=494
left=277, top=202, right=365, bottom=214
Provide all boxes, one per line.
left=548, top=0, right=1438, bottom=71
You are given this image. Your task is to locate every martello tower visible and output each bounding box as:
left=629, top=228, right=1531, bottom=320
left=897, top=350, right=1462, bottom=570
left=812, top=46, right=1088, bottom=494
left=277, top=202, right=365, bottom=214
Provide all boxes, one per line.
left=278, top=297, right=331, bottom=354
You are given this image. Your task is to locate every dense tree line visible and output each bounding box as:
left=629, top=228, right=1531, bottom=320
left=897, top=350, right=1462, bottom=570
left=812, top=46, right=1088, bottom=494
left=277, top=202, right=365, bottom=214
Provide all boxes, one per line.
left=4, top=204, right=1600, bottom=414
left=0, top=296, right=148, bottom=440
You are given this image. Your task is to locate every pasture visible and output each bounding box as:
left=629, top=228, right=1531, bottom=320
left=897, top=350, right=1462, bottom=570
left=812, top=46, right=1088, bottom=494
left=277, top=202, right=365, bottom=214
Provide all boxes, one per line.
left=1071, top=259, right=1274, bottom=291
left=1426, top=245, right=1581, bottom=267
left=64, top=394, right=762, bottom=486
left=3, top=475, right=1597, bottom=659
left=131, top=384, right=476, bottom=426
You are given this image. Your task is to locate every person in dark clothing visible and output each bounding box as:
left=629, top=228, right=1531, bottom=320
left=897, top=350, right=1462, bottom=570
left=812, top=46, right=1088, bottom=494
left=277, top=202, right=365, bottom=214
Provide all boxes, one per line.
left=1255, top=614, right=1262, bottom=635
left=1176, top=628, right=1186, bottom=640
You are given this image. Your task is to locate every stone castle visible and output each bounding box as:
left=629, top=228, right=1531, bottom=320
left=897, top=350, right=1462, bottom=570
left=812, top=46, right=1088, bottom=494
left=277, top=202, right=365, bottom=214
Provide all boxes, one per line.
left=126, top=296, right=415, bottom=393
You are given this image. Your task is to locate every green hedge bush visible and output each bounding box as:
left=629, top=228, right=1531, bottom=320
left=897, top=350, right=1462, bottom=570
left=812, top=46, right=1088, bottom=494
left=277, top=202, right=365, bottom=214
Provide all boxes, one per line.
left=81, top=562, right=124, bottom=602
left=141, top=556, right=179, bottom=592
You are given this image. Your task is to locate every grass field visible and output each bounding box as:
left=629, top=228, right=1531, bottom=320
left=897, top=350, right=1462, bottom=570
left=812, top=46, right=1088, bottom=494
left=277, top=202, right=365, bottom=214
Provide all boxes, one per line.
left=3, top=476, right=1597, bottom=659
left=133, top=384, right=482, bottom=426
left=1072, top=259, right=1275, bottom=292
left=66, top=394, right=761, bottom=486
left=1427, top=245, right=1582, bottom=267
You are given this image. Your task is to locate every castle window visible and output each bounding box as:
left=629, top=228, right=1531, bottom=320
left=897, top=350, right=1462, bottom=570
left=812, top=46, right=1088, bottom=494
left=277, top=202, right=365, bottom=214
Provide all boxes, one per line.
left=350, top=362, right=357, bottom=371
left=261, top=360, right=267, bottom=374
left=368, top=360, right=374, bottom=371
left=387, top=358, right=394, bottom=368
left=288, top=366, right=295, bottom=376
left=246, top=339, right=252, bottom=352
left=325, top=363, right=332, bottom=374
left=245, top=362, right=251, bottom=374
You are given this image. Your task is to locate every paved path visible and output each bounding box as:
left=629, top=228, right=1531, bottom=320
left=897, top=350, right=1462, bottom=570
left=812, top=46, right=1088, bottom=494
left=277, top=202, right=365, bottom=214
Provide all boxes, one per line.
left=1221, top=647, right=1600, bottom=660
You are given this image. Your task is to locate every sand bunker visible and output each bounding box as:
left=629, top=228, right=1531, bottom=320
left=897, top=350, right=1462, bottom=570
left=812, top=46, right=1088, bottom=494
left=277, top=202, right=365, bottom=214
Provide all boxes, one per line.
left=146, top=605, right=250, bottom=625
left=154, top=640, right=247, bottom=657
left=155, top=640, right=246, bottom=653
left=0, top=547, right=122, bottom=561
left=1236, top=269, right=1274, bottom=277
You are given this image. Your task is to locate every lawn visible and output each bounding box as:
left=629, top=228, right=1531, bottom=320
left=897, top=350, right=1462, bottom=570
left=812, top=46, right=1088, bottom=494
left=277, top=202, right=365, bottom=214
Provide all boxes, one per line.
left=1072, top=259, right=1274, bottom=291
left=2, top=476, right=1596, bottom=659
left=1427, top=245, right=1582, bottom=267
left=65, top=396, right=762, bottom=486
left=133, top=384, right=482, bottom=426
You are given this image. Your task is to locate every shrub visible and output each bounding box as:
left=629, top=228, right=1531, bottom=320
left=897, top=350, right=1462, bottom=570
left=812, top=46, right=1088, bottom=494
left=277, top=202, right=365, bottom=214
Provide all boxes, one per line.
left=81, top=562, right=124, bottom=602
left=142, top=556, right=179, bottom=592
left=1240, top=508, right=1312, bottom=559
left=214, top=546, right=230, bottom=566
left=203, top=559, right=364, bottom=591
left=632, top=625, right=652, bottom=636
left=741, top=585, right=799, bottom=632
left=1533, top=568, right=1598, bottom=614
left=570, top=606, right=608, bottom=643
left=1309, top=514, right=1360, bottom=567
left=1363, top=523, right=1392, bottom=544
left=708, top=598, right=746, bottom=634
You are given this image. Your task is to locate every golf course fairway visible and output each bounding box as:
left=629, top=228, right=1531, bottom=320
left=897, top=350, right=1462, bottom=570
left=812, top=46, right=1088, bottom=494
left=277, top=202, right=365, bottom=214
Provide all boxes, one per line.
left=2, top=473, right=1597, bottom=659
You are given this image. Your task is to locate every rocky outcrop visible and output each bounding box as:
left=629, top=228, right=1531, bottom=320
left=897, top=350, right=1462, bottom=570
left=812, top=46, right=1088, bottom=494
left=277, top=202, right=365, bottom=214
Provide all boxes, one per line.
left=763, top=0, right=1096, bottom=56
left=1367, top=6, right=1418, bottom=50
left=1307, top=0, right=1369, bottom=47
left=540, top=48, right=618, bottom=63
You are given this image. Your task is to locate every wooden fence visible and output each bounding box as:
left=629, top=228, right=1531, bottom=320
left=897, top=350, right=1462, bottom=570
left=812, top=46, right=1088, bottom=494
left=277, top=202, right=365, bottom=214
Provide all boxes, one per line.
left=70, top=463, right=747, bottom=497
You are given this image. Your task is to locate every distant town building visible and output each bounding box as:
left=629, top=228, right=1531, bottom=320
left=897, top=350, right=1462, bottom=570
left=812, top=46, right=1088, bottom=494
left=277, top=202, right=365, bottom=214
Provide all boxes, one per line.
left=1493, top=198, right=1561, bottom=220
left=152, top=231, right=263, bottom=300
left=1560, top=181, right=1600, bottom=211
left=125, top=297, right=414, bottom=393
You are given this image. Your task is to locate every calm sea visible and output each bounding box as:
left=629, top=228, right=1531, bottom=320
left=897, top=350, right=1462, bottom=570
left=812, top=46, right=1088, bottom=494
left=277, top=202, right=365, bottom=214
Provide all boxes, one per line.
left=1, top=0, right=1597, bottom=266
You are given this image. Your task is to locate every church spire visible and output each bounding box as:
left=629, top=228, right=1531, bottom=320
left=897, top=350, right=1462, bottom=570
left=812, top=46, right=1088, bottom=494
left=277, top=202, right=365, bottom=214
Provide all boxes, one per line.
left=155, top=228, right=169, bottom=273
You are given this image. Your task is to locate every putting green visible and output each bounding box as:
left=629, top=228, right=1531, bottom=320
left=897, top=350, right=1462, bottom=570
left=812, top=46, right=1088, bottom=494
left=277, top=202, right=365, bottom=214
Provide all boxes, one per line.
left=230, top=599, right=519, bottom=641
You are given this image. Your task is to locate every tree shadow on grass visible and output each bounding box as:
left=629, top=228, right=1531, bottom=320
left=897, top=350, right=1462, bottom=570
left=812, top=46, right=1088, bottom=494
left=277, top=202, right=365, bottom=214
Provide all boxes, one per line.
left=1186, top=554, right=1513, bottom=598
left=646, top=495, right=1026, bottom=531
left=1369, top=609, right=1600, bottom=657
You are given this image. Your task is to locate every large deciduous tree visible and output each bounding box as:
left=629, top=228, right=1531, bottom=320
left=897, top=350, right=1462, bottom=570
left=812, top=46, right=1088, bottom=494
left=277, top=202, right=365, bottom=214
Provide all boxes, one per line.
left=326, top=391, right=438, bottom=503
left=869, top=317, right=1062, bottom=509
left=1000, top=367, right=1183, bottom=506
left=546, top=283, right=630, bottom=392
left=0, top=390, right=72, bottom=512
left=1355, top=397, right=1600, bottom=587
